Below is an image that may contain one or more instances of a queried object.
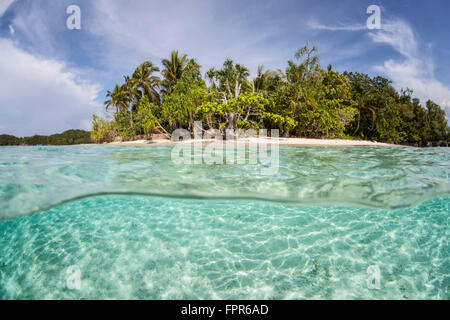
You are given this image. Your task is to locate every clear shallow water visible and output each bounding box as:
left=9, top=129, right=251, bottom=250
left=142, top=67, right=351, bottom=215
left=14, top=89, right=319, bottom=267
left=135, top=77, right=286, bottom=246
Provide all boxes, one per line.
left=0, top=145, right=449, bottom=220
left=0, top=195, right=448, bottom=299
left=0, top=145, right=449, bottom=299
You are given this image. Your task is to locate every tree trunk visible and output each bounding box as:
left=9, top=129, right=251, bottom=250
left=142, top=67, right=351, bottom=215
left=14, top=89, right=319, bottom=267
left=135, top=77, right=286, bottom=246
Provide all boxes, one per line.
left=353, top=108, right=361, bottom=135
left=235, top=81, right=241, bottom=98
left=228, top=112, right=235, bottom=130
left=189, top=113, right=194, bottom=133
left=226, top=79, right=233, bottom=98
left=154, top=118, right=171, bottom=139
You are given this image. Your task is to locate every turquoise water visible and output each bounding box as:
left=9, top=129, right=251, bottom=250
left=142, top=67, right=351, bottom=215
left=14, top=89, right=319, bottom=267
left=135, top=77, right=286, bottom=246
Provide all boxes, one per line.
left=0, top=145, right=448, bottom=299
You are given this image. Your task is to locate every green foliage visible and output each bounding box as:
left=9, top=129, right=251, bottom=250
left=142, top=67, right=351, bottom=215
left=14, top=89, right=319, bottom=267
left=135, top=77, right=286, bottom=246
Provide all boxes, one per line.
left=91, top=115, right=117, bottom=143
left=426, top=100, right=449, bottom=141
left=47, top=130, right=93, bottom=145
left=134, top=96, right=156, bottom=136
left=345, top=72, right=449, bottom=144
left=196, top=93, right=269, bottom=130
left=161, top=50, right=189, bottom=94
left=0, top=135, right=22, bottom=145
left=0, top=130, right=93, bottom=146
left=293, top=69, right=357, bottom=138
left=96, top=45, right=448, bottom=145
left=161, top=59, right=208, bottom=131
left=91, top=97, right=158, bottom=142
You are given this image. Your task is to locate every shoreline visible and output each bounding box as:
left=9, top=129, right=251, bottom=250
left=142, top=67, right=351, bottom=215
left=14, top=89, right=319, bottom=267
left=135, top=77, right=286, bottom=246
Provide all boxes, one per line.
left=105, top=137, right=396, bottom=147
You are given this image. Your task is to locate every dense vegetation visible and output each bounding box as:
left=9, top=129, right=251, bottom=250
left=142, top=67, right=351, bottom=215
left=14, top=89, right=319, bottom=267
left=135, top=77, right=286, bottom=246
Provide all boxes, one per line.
left=88, top=44, right=446, bottom=145
left=0, top=130, right=93, bottom=146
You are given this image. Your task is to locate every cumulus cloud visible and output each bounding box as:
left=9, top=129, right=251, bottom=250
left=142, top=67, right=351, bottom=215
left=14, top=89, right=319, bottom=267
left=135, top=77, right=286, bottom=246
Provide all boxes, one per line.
left=0, top=0, right=14, bottom=16
left=370, top=19, right=450, bottom=118
left=0, top=0, right=296, bottom=136
left=310, top=16, right=450, bottom=118
left=0, top=38, right=102, bottom=136
left=88, top=0, right=287, bottom=73
left=371, top=20, right=418, bottom=59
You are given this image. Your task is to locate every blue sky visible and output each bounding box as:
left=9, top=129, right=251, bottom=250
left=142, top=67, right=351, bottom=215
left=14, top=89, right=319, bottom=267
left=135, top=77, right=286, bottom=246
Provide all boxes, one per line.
left=0, top=0, right=449, bottom=136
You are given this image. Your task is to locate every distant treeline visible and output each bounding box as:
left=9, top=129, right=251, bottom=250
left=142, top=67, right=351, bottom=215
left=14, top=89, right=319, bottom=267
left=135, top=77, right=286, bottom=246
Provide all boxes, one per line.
left=0, top=130, right=93, bottom=146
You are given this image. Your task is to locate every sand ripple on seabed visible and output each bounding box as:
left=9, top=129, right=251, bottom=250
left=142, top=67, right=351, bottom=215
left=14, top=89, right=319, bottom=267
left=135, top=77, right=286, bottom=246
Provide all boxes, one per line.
left=0, top=195, right=447, bottom=299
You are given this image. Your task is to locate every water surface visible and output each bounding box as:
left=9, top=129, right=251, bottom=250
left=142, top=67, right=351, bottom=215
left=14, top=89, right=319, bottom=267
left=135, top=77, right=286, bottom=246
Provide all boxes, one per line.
left=1, top=145, right=448, bottom=220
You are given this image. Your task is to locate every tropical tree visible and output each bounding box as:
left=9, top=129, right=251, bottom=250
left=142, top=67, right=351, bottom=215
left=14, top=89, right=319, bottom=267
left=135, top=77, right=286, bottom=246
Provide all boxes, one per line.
left=205, top=67, right=217, bottom=88
left=426, top=100, right=449, bottom=141
left=161, top=59, right=208, bottom=131
left=161, top=50, right=189, bottom=95
left=214, top=59, right=250, bottom=99
left=253, top=64, right=282, bottom=94
left=104, top=84, right=129, bottom=114
left=129, top=61, right=161, bottom=103
left=202, top=59, right=253, bottom=130
left=130, top=61, right=171, bottom=138
left=294, top=68, right=357, bottom=138
left=196, top=93, right=269, bottom=131
left=133, top=96, right=157, bottom=137
left=344, top=72, right=378, bottom=136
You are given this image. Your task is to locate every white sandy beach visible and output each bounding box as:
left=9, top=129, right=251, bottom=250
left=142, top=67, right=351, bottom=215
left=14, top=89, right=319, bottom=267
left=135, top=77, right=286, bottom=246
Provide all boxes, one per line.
left=106, top=137, right=395, bottom=147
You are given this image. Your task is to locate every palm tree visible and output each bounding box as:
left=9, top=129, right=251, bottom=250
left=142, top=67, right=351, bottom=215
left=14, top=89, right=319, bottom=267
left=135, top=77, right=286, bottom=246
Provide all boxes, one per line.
left=130, top=61, right=161, bottom=104
left=234, top=63, right=249, bottom=97
left=214, top=59, right=250, bottom=98
left=161, top=50, right=188, bottom=94
left=253, top=64, right=280, bottom=93
left=129, top=61, right=172, bottom=138
left=205, top=67, right=216, bottom=88
left=104, top=84, right=128, bottom=114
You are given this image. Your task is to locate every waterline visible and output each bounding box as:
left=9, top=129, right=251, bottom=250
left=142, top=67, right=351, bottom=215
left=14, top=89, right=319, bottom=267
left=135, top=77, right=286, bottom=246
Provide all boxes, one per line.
left=1, top=145, right=449, bottom=220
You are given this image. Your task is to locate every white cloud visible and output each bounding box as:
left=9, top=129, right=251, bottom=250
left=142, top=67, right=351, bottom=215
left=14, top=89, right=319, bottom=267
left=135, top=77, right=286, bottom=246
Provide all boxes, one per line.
left=308, top=16, right=450, bottom=118
left=88, top=0, right=287, bottom=74
left=370, top=20, right=450, bottom=118
left=0, top=0, right=14, bottom=16
left=307, top=20, right=366, bottom=32
left=9, top=1, right=60, bottom=57
left=370, top=20, right=418, bottom=59
left=0, top=38, right=102, bottom=136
